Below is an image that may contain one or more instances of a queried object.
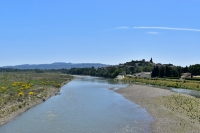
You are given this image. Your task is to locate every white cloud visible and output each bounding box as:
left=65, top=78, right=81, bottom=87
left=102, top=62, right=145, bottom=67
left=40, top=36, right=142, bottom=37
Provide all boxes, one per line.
left=147, top=32, right=158, bottom=34
left=108, top=26, right=200, bottom=32
left=132, top=26, right=200, bottom=32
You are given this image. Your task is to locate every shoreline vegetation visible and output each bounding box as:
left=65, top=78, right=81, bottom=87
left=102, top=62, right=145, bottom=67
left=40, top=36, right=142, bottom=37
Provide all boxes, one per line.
left=115, top=84, right=200, bottom=132
left=0, top=72, right=73, bottom=127
left=121, top=76, right=200, bottom=91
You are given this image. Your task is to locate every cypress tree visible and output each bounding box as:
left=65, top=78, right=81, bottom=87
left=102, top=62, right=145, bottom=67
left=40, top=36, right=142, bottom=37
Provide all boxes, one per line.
left=159, top=66, right=165, bottom=78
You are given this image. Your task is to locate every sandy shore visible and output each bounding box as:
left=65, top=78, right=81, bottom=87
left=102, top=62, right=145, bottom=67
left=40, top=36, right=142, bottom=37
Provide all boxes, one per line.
left=115, top=84, right=200, bottom=133
left=0, top=80, right=71, bottom=127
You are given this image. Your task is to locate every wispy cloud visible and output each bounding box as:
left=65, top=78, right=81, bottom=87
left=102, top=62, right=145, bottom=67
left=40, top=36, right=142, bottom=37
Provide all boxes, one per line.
left=109, top=26, right=200, bottom=32
left=133, top=26, right=200, bottom=32
left=105, top=26, right=131, bottom=31
left=114, top=26, right=130, bottom=30
left=147, top=32, right=158, bottom=34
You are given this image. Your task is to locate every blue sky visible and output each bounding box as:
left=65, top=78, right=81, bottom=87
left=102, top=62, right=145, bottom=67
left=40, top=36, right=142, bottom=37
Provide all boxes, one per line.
left=0, top=0, right=200, bottom=67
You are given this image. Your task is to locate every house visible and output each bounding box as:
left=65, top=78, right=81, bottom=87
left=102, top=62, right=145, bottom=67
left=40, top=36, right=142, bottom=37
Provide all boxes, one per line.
left=117, top=71, right=126, bottom=79
left=193, top=76, right=200, bottom=78
left=181, top=73, right=191, bottom=78
left=134, top=72, right=151, bottom=78
left=135, top=63, right=140, bottom=67
left=155, top=63, right=162, bottom=67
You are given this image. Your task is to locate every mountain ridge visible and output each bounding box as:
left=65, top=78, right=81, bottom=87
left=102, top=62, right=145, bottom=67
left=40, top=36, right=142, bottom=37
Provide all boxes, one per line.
left=2, top=62, right=109, bottom=69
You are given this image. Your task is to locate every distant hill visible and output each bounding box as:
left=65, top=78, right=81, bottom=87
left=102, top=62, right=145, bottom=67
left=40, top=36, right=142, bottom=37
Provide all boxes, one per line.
left=2, top=62, right=109, bottom=69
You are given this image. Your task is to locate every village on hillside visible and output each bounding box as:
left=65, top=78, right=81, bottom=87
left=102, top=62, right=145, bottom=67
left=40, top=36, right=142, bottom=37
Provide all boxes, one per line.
left=116, top=58, right=199, bottom=80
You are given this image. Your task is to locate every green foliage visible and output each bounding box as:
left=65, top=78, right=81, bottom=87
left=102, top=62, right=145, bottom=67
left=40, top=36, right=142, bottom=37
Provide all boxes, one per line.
left=151, top=66, right=159, bottom=77
left=35, top=69, right=44, bottom=73
left=122, top=76, right=200, bottom=91
left=153, top=64, right=200, bottom=78
left=60, top=59, right=154, bottom=78
left=185, top=78, right=200, bottom=81
left=61, top=67, right=120, bottom=78
left=166, top=77, right=180, bottom=79
left=189, top=64, right=200, bottom=75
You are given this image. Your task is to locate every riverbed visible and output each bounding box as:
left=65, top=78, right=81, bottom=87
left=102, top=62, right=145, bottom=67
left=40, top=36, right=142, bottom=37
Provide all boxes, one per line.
left=0, top=76, right=153, bottom=133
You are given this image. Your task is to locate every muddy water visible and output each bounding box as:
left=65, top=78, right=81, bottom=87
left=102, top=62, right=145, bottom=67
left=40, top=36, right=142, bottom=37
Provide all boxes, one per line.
left=0, top=76, right=153, bottom=133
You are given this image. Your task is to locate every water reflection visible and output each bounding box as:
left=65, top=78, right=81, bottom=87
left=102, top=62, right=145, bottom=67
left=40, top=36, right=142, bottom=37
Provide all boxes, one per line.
left=79, top=76, right=124, bottom=85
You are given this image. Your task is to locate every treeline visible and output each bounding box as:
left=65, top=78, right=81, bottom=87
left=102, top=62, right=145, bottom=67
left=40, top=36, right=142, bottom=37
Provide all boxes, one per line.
left=2, top=63, right=200, bottom=79
left=0, top=68, right=57, bottom=73
left=151, top=64, right=200, bottom=78
left=0, top=68, right=31, bottom=72
left=61, top=67, right=122, bottom=78
left=60, top=64, right=153, bottom=78
left=0, top=59, right=154, bottom=78
left=189, top=64, right=200, bottom=75
left=0, top=67, right=121, bottom=78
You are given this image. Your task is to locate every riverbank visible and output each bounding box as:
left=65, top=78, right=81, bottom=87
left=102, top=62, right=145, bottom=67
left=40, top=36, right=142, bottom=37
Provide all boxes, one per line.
left=115, top=84, right=200, bottom=133
left=121, top=76, right=200, bottom=91
left=0, top=73, right=73, bottom=127
left=0, top=80, right=72, bottom=127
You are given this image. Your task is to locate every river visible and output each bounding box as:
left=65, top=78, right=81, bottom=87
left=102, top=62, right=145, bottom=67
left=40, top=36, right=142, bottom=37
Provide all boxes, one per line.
left=0, top=76, right=153, bottom=133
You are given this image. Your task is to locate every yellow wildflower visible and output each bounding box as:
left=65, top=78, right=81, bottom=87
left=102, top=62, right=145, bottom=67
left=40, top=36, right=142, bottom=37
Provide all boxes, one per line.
left=21, top=84, right=26, bottom=87
left=18, top=92, right=23, bottom=96
left=25, top=85, right=30, bottom=89
left=12, top=83, right=17, bottom=87
left=29, top=83, right=33, bottom=87
left=28, top=92, right=34, bottom=95
left=1, top=87, right=6, bottom=92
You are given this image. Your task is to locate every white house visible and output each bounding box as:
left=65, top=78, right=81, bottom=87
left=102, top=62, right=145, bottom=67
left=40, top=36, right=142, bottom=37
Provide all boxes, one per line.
left=181, top=73, right=191, bottom=79
left=117, top=71, right=126, bottom=79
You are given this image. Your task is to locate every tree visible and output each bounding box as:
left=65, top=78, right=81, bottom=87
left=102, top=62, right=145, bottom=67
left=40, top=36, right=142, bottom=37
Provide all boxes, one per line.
left=165, top=66, right=172, bottom=77
left=159, top=66, right=165, bottom=78
left=183, top=66, right=189, bottom=73
left=129, top=66, right=135, bottom=74
left=176, top=66, right=183, bottom=77
left=151, top=66, right=159, bottom=77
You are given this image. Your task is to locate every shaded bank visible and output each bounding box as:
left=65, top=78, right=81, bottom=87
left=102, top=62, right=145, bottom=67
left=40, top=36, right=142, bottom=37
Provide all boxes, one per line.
left=115, top=84, right=200, bottom=132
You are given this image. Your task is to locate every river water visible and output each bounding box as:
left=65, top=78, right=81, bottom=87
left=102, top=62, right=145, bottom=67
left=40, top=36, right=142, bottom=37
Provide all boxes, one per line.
left=0, top=76, right=153, bottom=133
left=148, top=84, right=200, bottom=98
left=171, top=88, right=200, bottom=98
